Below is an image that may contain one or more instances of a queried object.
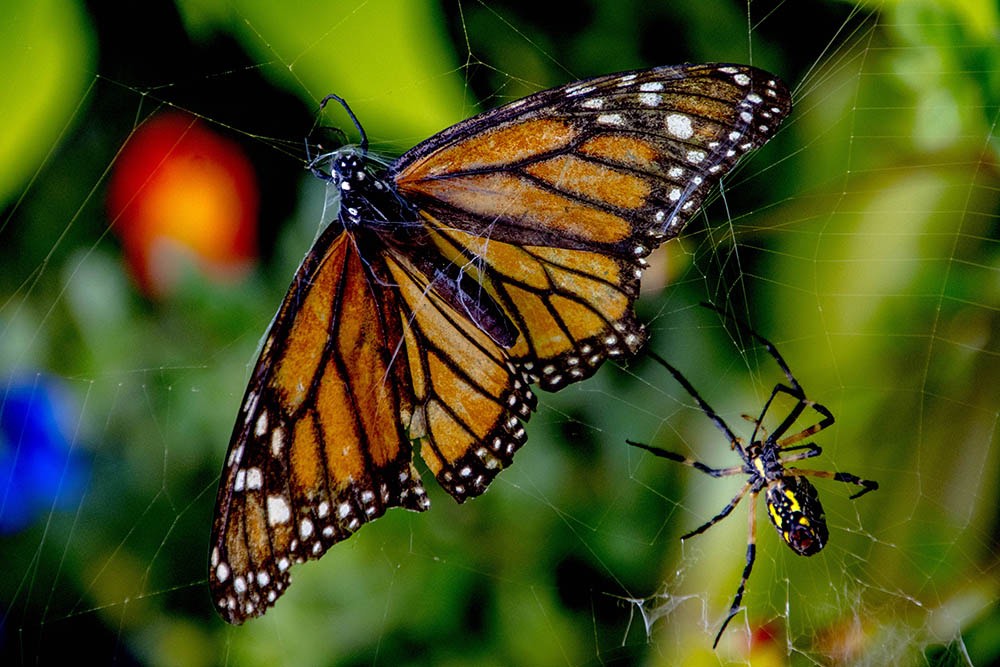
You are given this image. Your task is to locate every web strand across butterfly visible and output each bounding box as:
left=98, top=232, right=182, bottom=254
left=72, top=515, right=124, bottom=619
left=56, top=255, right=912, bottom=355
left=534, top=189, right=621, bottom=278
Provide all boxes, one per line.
left=209, top=63, right=792, bottom=623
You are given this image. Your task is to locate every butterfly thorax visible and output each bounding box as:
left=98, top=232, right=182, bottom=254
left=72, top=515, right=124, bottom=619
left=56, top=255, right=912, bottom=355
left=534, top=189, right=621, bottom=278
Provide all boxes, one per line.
left=319, top=149, right=418, bottom=234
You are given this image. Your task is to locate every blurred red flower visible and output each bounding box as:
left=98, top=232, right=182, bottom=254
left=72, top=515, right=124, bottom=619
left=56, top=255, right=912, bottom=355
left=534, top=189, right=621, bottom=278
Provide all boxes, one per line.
left=107, top=112, right=259, bottom=297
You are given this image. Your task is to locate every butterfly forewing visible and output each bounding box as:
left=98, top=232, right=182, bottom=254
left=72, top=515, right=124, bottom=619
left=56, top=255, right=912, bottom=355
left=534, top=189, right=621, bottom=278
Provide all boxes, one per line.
left=393, top=64, right=791, bottom=388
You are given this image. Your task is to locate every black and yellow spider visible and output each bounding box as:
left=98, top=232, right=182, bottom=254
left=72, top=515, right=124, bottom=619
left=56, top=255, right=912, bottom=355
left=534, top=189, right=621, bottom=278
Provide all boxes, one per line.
left=627, top=304, right=878, bottom=647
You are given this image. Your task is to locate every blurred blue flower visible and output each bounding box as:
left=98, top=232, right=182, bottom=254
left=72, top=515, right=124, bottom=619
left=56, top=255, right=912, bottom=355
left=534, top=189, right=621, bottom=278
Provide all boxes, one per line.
left=0, top=374, right=89, bottom=533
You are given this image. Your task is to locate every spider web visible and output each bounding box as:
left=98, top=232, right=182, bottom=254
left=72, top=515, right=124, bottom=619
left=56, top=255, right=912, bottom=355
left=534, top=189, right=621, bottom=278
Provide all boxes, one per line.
left=1, top=1, right=998, bottom=665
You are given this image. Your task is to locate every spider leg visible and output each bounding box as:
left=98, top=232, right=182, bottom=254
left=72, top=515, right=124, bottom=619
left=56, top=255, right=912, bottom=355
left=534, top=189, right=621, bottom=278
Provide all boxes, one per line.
left=627, top=440, right=745, bottom=478
left=701, top=302, right=802, bottom=393
left=680, top=480, right=754, bottom=540
left=746, top=383, right=836, bottom=452
left=646, top=350, right=749, bottom=460
left=699, top=302, right=831, bottom=446
left=775, top=397, right=834, bottom=449
left=747, top=412, right=830, bottom=463
left=713, top=490, right=759, bottom=648
left=787, top=467, right=879, bottom=499
left=777, top=443, right=823, bottom=462
left=751, top=382, right=816, bottom=442
left=749, top=381, right=794, bottom=444
left=741, top=413, right=769, bottom=447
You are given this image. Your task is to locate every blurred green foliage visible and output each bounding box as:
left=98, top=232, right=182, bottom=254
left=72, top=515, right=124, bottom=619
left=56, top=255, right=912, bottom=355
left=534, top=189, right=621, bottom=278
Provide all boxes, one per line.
left=1, top=1, right=998, bottom=666
left=0, top=0, right=94, bottom=207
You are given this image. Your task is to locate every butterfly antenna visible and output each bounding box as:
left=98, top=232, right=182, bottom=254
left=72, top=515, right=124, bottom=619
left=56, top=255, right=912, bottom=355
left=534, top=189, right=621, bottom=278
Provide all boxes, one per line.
left=318, top=93, right=369, bottom=152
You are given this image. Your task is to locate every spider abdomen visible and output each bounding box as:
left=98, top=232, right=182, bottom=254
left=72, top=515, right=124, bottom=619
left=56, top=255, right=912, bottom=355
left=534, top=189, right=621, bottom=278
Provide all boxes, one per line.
left=765, top=474, right=829, bottom=556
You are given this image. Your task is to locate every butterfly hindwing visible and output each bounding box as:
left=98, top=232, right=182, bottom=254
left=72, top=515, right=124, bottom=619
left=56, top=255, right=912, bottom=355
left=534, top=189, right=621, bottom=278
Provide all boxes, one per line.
left=428, top=226, right=644, bottom=389
left=385, top=246, right=537, bottom=501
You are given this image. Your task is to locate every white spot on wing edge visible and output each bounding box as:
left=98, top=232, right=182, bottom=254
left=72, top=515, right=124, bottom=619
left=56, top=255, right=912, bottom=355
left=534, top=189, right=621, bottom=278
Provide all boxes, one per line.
left=242, top=391, right=258, bottom=424
left=565, top=84, right=595, bottom=96
left=254, top=410, right=268, bottom=437
left=686, top=150, right=706, bottom=164
left=666, top=113, right=693, bottom=139
left=246, top=467, right=263, bottom=490
left=267, top=495, right=291, bottom=525
left=271, top=427, right=285, bottom=456
left=638, top=92, right=660, bottom=107
left=300, top=517, right=314, bottom=540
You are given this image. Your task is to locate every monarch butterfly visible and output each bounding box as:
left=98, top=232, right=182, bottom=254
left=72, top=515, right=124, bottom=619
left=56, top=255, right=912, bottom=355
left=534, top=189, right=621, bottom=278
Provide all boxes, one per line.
left=209, top=63, right=792, bottom=623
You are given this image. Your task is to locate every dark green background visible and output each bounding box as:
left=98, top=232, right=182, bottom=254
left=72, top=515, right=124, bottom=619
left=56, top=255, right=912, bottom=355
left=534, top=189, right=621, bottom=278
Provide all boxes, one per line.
left=1, top=1, right=998, bottom=665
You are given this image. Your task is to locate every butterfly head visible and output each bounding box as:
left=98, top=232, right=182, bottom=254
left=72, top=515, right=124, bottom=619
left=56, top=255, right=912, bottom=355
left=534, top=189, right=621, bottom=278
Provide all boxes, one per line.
left=304, top=145, right=380, bottom=228
left=331, top=151, right=367, bottom=190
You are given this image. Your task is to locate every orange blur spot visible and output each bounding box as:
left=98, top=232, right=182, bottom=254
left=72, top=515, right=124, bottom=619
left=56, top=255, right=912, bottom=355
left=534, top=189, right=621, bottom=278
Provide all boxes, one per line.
left=107, top=112, right=258, bottom=297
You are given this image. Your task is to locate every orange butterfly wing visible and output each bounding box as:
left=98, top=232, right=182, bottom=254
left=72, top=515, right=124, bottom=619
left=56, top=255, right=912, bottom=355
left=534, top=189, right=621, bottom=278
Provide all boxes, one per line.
left=393, top=64, right=790, bottom=389
left=383, top=244, right=536, bottom=499
left=210, top=226, right=421, bottom=622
